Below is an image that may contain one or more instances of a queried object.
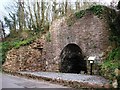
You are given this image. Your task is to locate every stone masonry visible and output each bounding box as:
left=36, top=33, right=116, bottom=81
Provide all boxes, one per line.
left=43, top=12, right=111, bottom=72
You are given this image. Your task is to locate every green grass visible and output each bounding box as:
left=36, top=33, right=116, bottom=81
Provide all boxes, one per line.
left=0, top=29, right=43, bottom=64
left=13, top=37, right=35, bottom=49
left=0, top=36, right=37, bottom=64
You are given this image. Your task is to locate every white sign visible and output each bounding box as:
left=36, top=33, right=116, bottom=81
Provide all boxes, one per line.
left=90, top=61, right=94, bottom=63
left=88, top=56, right=96, bottom=61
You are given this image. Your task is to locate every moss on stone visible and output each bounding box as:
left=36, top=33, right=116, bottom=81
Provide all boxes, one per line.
left=87, top=5, right=104, bottom=16
left=66, top=5, right=114, bottom=26
left=75, top=10, right=85, bottom=19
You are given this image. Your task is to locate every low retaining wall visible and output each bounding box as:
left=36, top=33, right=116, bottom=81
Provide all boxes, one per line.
left=3, top=70, right=112, bottom=89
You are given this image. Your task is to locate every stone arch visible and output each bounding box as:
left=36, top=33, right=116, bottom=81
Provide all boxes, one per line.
left=59, top=43, right=87, bottom=74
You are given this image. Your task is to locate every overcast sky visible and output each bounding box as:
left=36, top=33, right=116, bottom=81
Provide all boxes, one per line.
left=0, top=0, right=119, bottom=20
left=0, top=0, right=119, bottom=34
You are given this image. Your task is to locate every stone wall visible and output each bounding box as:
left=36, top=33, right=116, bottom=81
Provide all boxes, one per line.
left=44, top=12, right=111, bottom=72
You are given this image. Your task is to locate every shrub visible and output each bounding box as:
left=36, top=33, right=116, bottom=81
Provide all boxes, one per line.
left=109, top=13, right=120, bottom=46
left=1, top=42, right=11, bottom=64
left=88, top=5, right=104, bottom=16
left=67, top=5, right=105, bottom=26
left=100, top=47, right=120, bottom=83
left=75, top=10, right=85, bottom=19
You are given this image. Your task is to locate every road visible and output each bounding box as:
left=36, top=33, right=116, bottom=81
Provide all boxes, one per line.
left=0, top=73, right=68, bottom=88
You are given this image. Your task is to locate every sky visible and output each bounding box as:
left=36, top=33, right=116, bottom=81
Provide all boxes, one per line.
left=0, top=0, right=13, bottom=20
left=0, top=0, right=119, bottom=34
left=0, top=0, right=118, bottom=20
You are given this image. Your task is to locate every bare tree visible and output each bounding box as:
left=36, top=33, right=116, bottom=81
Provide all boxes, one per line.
left=4, top=17, right=12, bottom=31
left=52, top=0, right=58, bottom=20
left=37, top=1, right=41, bottom=28
left=33, top=2, right=38, bottom=30
left=27, top=0, right=35, bottom=30
left=117, top=0, right=120, bottom=9
left=65, top=0, right=68, bottom=14
left=75, top=0, right=81, bottom=11
left=18, top=0, right=25, bottom=31
left=9, top=13, right=17, bottom=32
left=41, top=0, right=45, bottom=26
left=0, top=20, right=5, bottom=41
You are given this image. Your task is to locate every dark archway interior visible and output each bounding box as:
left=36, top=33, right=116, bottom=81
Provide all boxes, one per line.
left=59, top=43, right=87, bottom=74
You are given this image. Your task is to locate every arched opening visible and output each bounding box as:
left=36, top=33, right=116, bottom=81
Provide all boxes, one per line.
left=59, top=43, right=87, bottom=74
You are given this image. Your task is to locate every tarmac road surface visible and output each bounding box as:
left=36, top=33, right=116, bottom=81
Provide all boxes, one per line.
left=0, top=73, right=68, bottom=89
